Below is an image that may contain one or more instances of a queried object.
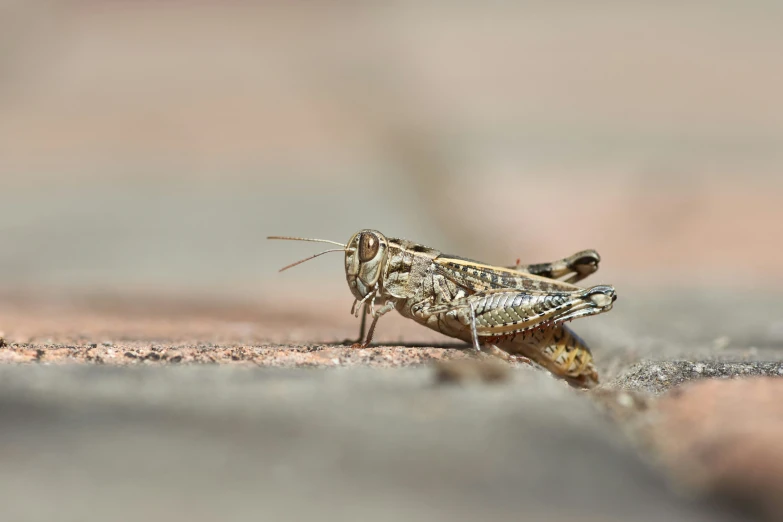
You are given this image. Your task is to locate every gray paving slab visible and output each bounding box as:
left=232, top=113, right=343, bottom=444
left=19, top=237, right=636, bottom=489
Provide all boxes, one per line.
left=0, top=365, right=742, bottom=522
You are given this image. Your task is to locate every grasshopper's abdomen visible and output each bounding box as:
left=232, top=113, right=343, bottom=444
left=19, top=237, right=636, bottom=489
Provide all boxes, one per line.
left=495, top=325, right=599, bottom=388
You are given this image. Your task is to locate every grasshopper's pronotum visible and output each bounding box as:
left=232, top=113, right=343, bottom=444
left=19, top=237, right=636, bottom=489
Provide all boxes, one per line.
left=268, top=230, right=616, bottom=388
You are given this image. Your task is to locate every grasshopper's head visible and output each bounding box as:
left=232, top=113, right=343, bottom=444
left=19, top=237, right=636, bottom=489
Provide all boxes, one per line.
left=345, top=229, right=389, bottom=300
left=266, top=230, right=389, bottom=301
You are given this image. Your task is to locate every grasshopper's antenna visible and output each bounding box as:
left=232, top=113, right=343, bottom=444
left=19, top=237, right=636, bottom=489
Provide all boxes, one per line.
left=267, top=236, right=347, bottom=272
left=267, top=236, right=346, bottom=248
left=276, top=248, right=344, bottom=272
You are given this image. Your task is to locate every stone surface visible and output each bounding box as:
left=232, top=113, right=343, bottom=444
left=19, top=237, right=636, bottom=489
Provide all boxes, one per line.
left=3, top=289, right=783, bottom=521
left=645, top=378, right=783, bottom=521
left=610, top=361, right=783, bottom=395
left=0, top=365, right=739, bottom=522
left=2, top=292, right=781, bottom=520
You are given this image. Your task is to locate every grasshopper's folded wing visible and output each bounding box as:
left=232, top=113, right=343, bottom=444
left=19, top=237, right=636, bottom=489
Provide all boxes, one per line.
left=434, top=255, right=584, bottom=294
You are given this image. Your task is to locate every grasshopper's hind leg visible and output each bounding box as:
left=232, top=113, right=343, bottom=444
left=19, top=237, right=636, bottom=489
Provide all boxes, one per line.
left=467, top=302, right=533, bottom=365
left=497, top=325, right=599, bottom=388
left=510, top=250, right=601, bottom=284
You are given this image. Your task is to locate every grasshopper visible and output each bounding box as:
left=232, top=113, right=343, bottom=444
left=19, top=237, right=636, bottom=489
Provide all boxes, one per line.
left=268, top=230, right=616, bottom=388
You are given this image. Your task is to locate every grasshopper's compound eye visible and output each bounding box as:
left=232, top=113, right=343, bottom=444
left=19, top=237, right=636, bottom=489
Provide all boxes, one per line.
left=358, top=232, right=379, bottom=262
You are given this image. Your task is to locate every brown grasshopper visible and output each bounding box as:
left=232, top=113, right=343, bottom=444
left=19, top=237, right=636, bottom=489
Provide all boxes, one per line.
left=268, top=230, right=616, bottom=388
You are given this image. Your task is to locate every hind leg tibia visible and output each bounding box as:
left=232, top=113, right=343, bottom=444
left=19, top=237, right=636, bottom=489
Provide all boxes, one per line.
left=509, top=250, right=601, bottom=283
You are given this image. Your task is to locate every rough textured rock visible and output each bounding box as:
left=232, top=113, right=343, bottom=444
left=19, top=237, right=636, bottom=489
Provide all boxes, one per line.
left=610, top=361, right=783, bottom=395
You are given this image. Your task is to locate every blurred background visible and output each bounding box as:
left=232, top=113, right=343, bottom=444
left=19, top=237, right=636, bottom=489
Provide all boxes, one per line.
left=2, top=1, right=782, bottom=304
left=4, top=6, right=783, bottom=522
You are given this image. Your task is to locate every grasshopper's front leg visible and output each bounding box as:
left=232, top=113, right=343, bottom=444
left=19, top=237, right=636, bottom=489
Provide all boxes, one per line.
left=352, top=301, right=395, bottom=348
left=340, top=302, right=368, bottom=345
left=347, top=289, right=388, bottom=346
left=509, top=250, right=601, bottom=284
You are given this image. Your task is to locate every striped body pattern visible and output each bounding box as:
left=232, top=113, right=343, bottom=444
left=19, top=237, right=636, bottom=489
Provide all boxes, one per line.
left=270, top=230, right=617, bottom=388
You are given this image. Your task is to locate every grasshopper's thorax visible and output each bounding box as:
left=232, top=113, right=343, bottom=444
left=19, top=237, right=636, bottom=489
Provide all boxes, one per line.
left=345, top=230, right=390, bottom=301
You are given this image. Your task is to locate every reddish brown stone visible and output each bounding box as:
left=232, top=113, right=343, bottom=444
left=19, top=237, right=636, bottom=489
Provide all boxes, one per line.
left=649, top=378, right=783, bottom=518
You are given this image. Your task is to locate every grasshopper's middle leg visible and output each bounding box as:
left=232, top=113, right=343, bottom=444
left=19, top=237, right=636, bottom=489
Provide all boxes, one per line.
left=509, top=250, right=601, bottom=284
left=353, top=302, right=395, bottom=348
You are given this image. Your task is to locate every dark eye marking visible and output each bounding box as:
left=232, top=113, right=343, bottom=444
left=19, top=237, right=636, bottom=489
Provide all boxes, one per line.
left=359, top=233, right=379, bottom=262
